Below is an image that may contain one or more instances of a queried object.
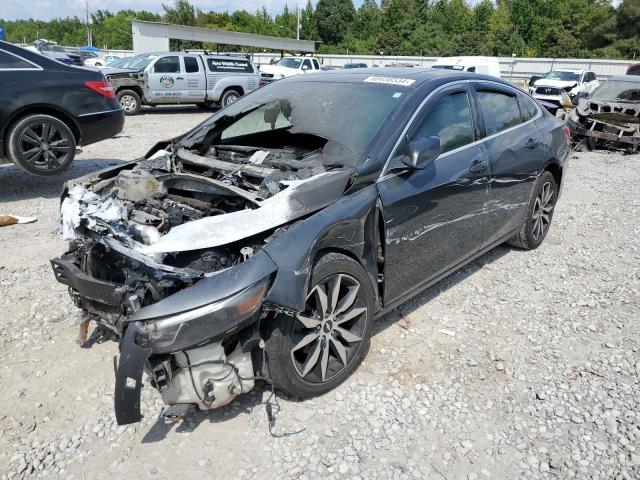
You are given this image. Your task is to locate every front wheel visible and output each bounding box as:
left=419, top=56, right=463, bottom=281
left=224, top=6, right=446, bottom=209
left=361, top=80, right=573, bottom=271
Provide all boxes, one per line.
left=7, top=114, right=76, bottom=175
left=507, top=171, right=557, bottom=250
left=117, top=89, right=141, bottom=116
left=264, top=253, right=374, bottom=398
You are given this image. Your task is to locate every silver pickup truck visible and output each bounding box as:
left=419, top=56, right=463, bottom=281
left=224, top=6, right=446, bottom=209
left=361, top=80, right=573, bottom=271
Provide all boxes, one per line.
left=103, top=52, right=260, bottom=115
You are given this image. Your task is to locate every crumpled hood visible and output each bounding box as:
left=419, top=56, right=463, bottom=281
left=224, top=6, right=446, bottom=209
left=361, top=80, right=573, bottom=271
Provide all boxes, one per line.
left=259, top=64, right=299, bottom=77
left=533, top=79, right=578, bottom=90
left=60, top=167, right=354, bottom=256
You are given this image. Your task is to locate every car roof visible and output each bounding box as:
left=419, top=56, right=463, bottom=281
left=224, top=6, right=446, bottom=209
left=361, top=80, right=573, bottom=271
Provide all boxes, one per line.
left=606, top=75, right=640, bottom=83
left=141, top=51, right=251, bottom=62
left=279, top=67, right=510, bottom=89
left=554, top=68, right=586, bottom=73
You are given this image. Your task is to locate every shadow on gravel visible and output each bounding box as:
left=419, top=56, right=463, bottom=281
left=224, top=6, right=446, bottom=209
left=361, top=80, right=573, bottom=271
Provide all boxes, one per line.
left=372, top=244, right=511, bottom=337
left=138, top=105, right=219, bottom=116
left=0, top=158, right=125, bottom=203
left=142, top=390, right=266, bottom=443
left=141, top=244, right=513, bottom=441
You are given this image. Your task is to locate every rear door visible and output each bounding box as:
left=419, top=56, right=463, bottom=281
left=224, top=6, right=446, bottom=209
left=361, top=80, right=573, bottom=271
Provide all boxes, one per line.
left=378, top=83, right=489, bottom=303
left=147, top=55, right=187, bottom=103
left=182, top=55, right=206, bottom=102
left=472, top=82, right=545, bottom=246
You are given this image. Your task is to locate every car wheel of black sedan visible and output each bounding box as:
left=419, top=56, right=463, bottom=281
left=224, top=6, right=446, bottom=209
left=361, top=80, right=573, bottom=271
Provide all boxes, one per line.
left=265, top=252, right=373, bottom=398
left=8, top=114, right=76, bottom=175
left=508, top=171, right=557, bottom=250
left=117, top=89, right=141, bottom=116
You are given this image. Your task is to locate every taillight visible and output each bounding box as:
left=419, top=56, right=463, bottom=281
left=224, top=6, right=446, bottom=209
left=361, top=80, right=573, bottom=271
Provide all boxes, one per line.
left=84, top=80, right=115, bottom=99
left=562, top=125, right=572, bottom=144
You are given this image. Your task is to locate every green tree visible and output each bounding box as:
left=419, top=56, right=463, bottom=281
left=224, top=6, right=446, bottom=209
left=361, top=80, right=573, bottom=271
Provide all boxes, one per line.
left=315, top=0, right=356, bottom=45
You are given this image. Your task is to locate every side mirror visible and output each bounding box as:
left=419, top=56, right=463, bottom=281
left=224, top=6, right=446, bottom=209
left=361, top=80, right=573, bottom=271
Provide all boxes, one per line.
left=403, top=136, right=441, bottom=169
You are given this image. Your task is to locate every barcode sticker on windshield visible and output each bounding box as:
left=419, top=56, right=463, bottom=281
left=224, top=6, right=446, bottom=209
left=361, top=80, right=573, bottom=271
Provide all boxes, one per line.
left=364, top=76, right=415, bottom=87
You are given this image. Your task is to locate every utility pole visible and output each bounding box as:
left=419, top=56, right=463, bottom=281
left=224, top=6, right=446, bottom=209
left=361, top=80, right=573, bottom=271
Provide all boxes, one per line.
left=85, top=0, right=92, bottom=46
left=296, top=3, right=300, bottom=40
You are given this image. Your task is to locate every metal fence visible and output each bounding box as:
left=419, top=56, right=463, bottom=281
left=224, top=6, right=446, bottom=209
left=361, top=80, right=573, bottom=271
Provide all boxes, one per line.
left=55, top=44, right=634, bottom=81
left=250, top=53, right=633, bottom=81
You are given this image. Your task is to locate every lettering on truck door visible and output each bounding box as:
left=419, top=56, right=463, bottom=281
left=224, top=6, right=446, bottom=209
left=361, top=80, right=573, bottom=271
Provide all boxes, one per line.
left=147, top=55, right=187, bottom=103
left=183, top=55, right=206, bottom=102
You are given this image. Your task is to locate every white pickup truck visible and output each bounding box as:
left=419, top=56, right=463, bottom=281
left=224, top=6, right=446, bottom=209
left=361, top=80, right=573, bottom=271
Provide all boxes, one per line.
left=104, top=52, right=260, bottom=115
left=258, top=56, right=321, bottom=83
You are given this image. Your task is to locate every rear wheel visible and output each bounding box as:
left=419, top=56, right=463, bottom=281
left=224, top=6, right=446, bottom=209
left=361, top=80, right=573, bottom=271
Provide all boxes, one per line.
left=220, top=89, right=241, bottom=108
left=264, top=253, right=373, bottom=398
left=507, top=171, right=557, bottom=250
left=117, top=89, right=141, bottom=116
left=7, top=114, right=76, bottom=175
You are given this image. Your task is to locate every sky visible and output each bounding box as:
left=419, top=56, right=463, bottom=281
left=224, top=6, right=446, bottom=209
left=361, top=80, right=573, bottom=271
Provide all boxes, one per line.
left=3, top=0, right=312, bottom=21
left=1, top=0, right=623, bottom=21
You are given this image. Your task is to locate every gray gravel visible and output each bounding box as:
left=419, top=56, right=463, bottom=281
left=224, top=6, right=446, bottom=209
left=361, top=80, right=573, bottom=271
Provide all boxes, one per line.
left=1, top=108, right=639, bottom=480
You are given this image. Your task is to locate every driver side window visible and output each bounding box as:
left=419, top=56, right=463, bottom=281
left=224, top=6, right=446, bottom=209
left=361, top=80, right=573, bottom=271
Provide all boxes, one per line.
left=302, top=59, right=312, bottom=70
left=412, top=92, right=475, bottom=154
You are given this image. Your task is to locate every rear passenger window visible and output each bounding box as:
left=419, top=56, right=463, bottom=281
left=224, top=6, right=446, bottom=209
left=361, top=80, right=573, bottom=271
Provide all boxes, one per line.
left=413, top=92, right=475, bottom=153
left=184, top=57, right=199, bottom=73
left=312, top=59, right=320, bottom=70
left=154, top=56, right=180, bottom=73
left=519, top=94, right=539, bottom=121
left=0, top=51, right=36, bottom=69
left=477, top=91, right=522, bottom=135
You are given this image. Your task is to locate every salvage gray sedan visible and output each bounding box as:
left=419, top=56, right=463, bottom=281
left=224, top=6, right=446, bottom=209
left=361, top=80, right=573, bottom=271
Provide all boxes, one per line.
left=51, top=69, right=571, bottom=424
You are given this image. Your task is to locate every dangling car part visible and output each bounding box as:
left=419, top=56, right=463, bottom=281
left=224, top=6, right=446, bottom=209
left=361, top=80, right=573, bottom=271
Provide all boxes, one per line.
left=52, top=70, right=570, bottom=425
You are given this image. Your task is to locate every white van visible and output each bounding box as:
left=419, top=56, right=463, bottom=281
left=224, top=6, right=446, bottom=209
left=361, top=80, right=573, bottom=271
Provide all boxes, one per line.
left=430, top=56, right=501, bottom=78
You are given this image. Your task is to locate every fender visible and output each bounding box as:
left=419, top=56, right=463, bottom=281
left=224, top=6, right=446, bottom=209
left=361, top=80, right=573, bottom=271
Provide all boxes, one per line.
left=263, top=184, right=380, bottom=313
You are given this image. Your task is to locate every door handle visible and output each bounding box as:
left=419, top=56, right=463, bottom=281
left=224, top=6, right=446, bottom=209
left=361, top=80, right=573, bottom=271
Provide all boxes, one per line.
left=526, top=138, right=539, bottom=149
left=176, top=77, right=184, bottom=80
left=469, top=158, right=488, bottom=173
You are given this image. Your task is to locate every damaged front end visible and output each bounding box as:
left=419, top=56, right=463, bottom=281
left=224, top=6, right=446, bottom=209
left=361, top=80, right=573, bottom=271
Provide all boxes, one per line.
left=568, top=79, right=640, bottom=152
left=51, top=113, right=354, bottom=423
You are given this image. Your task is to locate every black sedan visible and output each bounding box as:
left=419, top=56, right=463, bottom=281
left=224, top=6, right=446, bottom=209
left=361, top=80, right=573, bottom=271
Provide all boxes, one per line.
left=0, top=41, right=124, bottom=175
left=51, top=69, right=570, bottom=424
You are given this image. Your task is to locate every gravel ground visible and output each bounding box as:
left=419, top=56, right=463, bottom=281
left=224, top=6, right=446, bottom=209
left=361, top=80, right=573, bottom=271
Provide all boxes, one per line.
left=1, top=107, right=639, bottom=480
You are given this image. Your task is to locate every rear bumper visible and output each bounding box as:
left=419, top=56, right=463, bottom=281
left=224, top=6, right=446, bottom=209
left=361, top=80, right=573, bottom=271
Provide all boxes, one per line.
left=77, top=108, right=125, bottom=147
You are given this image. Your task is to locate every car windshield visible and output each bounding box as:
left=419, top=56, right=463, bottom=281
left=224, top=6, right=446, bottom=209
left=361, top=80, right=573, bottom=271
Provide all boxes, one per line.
left=590, top=80, right=640, bottom=102
left=544, top=71, right=580, bottom=82
left=183, top=80, right=409, bottom=165
left=277, top=57, right=302, bottom=69
left=107, top=54, right=155, bottom=70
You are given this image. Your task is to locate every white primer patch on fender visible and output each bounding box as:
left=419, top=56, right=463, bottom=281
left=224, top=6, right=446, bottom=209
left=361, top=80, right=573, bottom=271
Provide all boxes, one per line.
left=363, top=76, right=416, bottom=87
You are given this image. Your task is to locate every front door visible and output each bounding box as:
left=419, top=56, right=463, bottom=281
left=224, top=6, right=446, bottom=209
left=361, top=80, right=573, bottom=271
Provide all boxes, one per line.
left=378, top=84, right=490, bottom=303
left=147, top=55, right=187, bottom=103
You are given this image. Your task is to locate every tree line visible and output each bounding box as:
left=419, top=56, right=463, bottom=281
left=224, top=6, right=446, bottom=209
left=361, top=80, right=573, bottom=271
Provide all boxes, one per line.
left=1, top=0, right=638, bottom=59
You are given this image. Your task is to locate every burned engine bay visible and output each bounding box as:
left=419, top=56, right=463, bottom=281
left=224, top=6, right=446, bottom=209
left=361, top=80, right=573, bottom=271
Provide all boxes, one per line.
left=51, top=104, right=356, bottom=424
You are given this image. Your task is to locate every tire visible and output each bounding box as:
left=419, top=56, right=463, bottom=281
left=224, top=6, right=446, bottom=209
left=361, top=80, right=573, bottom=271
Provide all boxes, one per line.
left=264, top=252, right=374, bottom=399
left=507, top=171, right=557, bottom=250
left=7, top=114, right=76, bottom=176
left=95, top=62, right=102, bottom=67
left=117, top=89, right=141, bottom=116
left=220, top=89, right=241, bottom=108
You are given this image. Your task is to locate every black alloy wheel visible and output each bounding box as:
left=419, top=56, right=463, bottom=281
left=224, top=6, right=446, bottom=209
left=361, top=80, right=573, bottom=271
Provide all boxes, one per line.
left=265, top=253, right=373, bottom=398
left=8, top=114, right=76, bottom=175
left=508, top=171, right=557, bottom=250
